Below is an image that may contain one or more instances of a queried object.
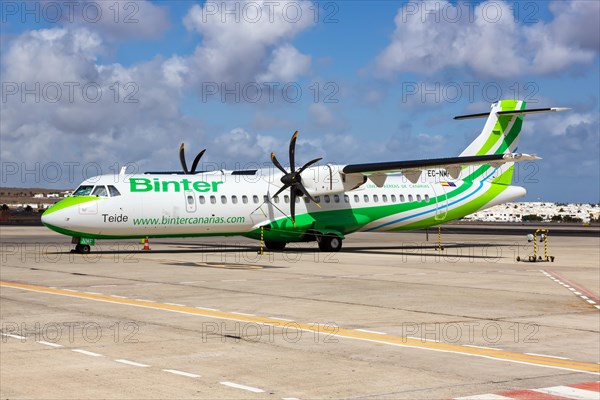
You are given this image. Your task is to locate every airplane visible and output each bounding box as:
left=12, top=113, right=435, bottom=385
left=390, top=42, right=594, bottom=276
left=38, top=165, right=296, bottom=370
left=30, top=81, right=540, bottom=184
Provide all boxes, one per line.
left=41, top=99, right=569, bottom=253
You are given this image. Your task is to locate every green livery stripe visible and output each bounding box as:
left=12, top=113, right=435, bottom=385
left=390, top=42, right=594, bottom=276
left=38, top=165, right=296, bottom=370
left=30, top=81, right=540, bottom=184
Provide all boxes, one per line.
left=248, top=181, right=476, bottom=240
left=42, top=196, right=100, bottom=216
left=392, top=182, right=509, bottom=231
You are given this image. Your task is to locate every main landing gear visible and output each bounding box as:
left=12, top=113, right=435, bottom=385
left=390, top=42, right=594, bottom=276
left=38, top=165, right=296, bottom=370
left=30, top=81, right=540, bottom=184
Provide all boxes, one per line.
left=318, top=234, right=343, bottom=252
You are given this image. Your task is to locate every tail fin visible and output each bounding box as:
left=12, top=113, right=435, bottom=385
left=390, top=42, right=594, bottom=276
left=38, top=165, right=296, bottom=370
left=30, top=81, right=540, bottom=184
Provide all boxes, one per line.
left=458, top=99, right=526, bottom=184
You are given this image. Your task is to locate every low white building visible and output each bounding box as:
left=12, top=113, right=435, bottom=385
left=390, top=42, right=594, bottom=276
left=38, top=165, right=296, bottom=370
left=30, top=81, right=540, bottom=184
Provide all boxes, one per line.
left=463, top=202, right=599, bottom=223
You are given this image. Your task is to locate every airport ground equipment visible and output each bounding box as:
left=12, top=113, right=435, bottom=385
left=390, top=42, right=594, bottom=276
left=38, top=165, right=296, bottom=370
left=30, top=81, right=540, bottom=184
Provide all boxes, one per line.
left=516, top=229, right=554, bottom=262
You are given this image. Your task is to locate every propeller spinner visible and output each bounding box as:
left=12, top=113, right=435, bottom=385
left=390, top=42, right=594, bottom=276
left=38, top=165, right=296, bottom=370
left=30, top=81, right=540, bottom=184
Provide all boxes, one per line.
left=270, top=131, right=322, bottom=226
left=179, top=143, right=206, bottom=174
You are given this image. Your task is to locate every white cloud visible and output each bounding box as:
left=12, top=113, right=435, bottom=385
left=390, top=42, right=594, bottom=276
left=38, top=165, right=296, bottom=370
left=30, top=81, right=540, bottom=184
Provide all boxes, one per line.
left=183, top=0, right=314, bottom=83
left=67, top=0, right=171, bottom=41
left=375, top=0, right=598, bottom=79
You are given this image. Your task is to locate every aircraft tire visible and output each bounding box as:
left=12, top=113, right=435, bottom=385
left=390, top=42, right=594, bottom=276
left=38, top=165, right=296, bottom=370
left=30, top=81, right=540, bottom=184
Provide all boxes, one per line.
left=318, top=234, right=343, bottom=252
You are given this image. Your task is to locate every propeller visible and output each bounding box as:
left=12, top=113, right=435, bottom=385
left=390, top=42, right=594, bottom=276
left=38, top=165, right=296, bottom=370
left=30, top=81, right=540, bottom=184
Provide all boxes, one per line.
left=270, top=131, right=322, bottom=226
left=179, top=143, right=206, bottom=174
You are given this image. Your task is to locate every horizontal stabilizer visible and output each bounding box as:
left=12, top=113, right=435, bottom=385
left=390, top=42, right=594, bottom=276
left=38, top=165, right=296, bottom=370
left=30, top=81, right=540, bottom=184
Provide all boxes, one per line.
left=454, top=107, right=570, bottom=120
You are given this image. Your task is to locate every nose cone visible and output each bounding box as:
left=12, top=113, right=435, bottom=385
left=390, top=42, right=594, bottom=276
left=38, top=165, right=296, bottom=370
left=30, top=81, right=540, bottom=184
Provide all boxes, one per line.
left=41, top=196, right=97, bottom=234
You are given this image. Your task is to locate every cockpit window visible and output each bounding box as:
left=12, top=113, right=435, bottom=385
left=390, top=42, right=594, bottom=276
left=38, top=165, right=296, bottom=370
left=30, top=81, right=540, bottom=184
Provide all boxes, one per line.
left=92, top=185, right=108, bottom=197
left=73, top=185, right=94, bottom=196
left=108, top=185, right=121, bottom=197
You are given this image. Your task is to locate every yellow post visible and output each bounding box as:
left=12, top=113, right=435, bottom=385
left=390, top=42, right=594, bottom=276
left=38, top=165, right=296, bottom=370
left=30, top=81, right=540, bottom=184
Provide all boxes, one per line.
left=257, top=226, right=264, bottom=255
left=533, top=229, right=539, bottom=260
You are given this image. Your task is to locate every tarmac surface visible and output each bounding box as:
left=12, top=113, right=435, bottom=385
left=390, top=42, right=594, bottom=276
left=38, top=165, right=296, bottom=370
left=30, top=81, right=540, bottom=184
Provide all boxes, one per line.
left=1, top=226, right=599, bottom=399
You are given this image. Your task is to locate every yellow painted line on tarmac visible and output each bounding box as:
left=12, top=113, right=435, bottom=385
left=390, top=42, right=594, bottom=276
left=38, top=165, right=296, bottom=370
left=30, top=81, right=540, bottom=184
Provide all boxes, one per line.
left=2, top=280, right=599, bottom=375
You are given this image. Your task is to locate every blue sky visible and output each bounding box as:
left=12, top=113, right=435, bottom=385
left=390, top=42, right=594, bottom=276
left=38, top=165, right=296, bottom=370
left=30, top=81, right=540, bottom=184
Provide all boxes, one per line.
left=1, top=1, right=598, bottom=202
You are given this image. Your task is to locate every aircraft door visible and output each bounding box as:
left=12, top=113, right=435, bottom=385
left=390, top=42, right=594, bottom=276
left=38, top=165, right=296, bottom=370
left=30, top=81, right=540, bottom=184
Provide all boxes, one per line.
left=430, top=183, right=448, bottom=221
left=184, top=190, right=196, bottom=213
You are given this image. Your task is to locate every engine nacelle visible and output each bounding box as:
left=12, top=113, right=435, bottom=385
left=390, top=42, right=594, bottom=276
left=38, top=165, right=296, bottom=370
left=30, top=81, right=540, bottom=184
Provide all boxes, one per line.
left=301, top=164, right=366, bottom=196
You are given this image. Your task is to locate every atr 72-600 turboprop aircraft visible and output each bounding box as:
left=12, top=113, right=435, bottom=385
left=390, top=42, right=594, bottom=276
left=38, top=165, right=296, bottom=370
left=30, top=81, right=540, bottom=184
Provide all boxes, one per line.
left=42, top=100, right=568, bottom=253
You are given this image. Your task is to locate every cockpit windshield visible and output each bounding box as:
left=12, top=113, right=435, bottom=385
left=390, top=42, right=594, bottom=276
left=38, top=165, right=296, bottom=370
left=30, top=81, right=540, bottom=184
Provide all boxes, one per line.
left=91, top=186, right=108, bottom=197
left=73, top=185, right=94, bottom=196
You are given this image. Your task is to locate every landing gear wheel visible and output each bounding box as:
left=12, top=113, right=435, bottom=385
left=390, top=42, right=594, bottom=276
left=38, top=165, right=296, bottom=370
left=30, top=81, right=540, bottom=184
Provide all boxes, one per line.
left=318, top=234, right=343, bottom=252
left=264, top=241, right=287, bottom=251
left=75, top=244, right=91, bottom=254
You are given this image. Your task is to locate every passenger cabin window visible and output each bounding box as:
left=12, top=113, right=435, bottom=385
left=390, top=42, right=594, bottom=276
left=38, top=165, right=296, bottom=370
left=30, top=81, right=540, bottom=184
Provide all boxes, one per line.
left=274, top=196, right=280, bottom=204
left=334, top=194, right=340, bottom=203
left=92, top=185, right=108, bottom=197
left=382, top=194, right=388, bottom=203
left=210, top=196, right=216, bottom=204
left=73, top=185, right=94, bottom=196
left=284, top=195, right=289, bottom=203
left=373, top=195, right=379, bottom=203
left=391, top=194, right=396, bottom=202
left=253, top=195, right=259, bottom=204
left=232, top=195, right=238, bottom=204
left=416, top=194, right=422, bottom=202
left=199, top=196, right=206, bottom=204
left=187, top=195, right=194, bottom=205
left=242, top=195, right=248, bottom=204
left=354, top=195, right=359, bottom=203
left=324, top=195, right=330, bottom=203
left=425, top=194, right=430, bottom=202
left=343, top=195, right=349, bottom=203
left=400, top=195, right=405, bottom=202
left=408, top=194, right=414, bottom=202
left=108, top=185, right=121, bottom=197
left=363, top=195, right=369, bottom=203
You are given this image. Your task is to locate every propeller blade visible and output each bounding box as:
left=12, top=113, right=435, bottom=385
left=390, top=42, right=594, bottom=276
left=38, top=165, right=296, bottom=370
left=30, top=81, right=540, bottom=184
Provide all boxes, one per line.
left=273, top=184, right=289, bottom=198
left=297, top=183, right=320, bottom=205
left=290, top=190, right=296, bottom=226
left=271, top=152, right=288, bottom=175
left=190, top=149, right=206, bottom=174
left=289, top=131, right=298, bottom=173
left=179, top=143, right=189, bottom=174
left=297, top=157, right=322, bottom=175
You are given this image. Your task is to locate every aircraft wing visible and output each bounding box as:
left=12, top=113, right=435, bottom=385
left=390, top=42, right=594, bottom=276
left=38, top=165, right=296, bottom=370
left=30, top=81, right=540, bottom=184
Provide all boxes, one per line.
left=342, top=153, right=539, bottom=185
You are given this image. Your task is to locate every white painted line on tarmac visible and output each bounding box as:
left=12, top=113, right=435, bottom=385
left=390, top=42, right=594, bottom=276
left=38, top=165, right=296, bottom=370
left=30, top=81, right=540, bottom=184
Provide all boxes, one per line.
left=196, top=307, right=219, bottom=311
left=85, top=292, right=102, bottom=295
left=135, top=299, right=155, bottom=303
left=37, top=341, right=62, bottom=348
left=533, top=386, right=599, bottom=400
left=1, top=333, right=26, bottom=340
left=63, top=289, right=78, bottom=292
left=356, top=329, right=387, bottom=335
left=110, top=295, right=128, bottom=299
left=115, top=359, right=150, bottom=367
left=269, top=317, right=294, bottom=322
left=407, top=336, right=439, bottom=342
left=282, top=397, right=300, bottom=400
left=586, top=299, right=596, bottom=304
left=90, top=284, right=117, bottom=288
left=230, top=312, right=255, bottom=316
left=463, top=344, right=502, bottom=351
left=525, top=353, right=569, bottom=360
left=72, top=349, right=103, bottom=357
left=162, top=369, right=200, bottom=378
left=220, top=382, right=265, bottom=393
left=455, top=394, right=512, bottom=399
left=221, top=279, right=247, bottom=282
left=165, top=303, right=186, bottom=307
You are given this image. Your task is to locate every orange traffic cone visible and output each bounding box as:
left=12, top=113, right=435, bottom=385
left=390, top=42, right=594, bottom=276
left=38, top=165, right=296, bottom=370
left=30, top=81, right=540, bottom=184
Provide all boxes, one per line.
left=142, top=237, right=150, bottom=251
